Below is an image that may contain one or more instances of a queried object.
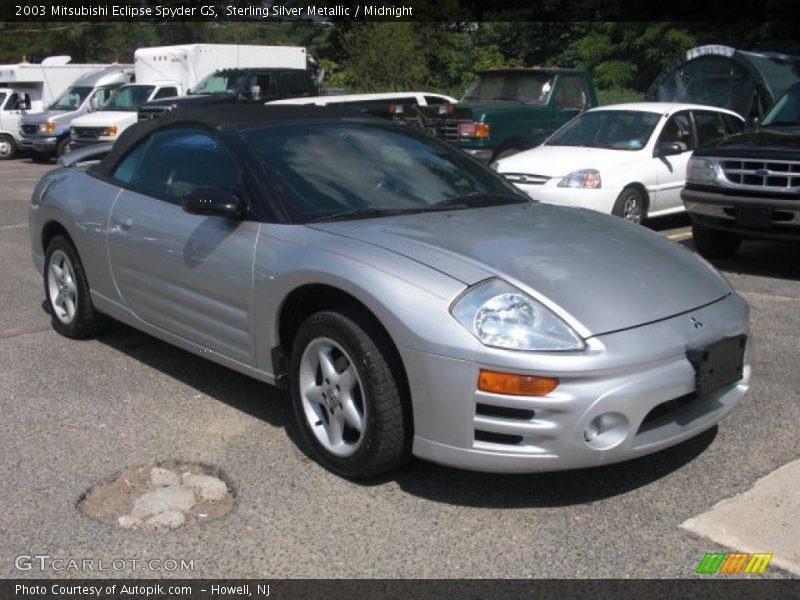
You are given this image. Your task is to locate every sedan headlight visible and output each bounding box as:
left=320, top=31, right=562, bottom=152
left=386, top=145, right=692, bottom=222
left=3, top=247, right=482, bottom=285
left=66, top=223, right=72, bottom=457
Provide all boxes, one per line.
left=451, top=279, right=585, bottom=351
left=686, top=157, right=719, bottom=184
left=558, top=169, right=601, bottom=189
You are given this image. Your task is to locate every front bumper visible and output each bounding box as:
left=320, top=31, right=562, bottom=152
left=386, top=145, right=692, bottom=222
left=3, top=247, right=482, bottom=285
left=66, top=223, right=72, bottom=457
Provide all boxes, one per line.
left=683, top=188, right=800, bottom=242
left=68, top=138, right=108, bottom=151
left=19, top=135, right=58, bottom=153
left=403, top=293, right=750, bottom=473
left=511, top=180, right=621, bottom=214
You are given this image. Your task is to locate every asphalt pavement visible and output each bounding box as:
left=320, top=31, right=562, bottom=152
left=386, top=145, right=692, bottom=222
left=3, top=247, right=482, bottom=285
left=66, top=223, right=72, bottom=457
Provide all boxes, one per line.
left=1, top=158, right=798, bottom=578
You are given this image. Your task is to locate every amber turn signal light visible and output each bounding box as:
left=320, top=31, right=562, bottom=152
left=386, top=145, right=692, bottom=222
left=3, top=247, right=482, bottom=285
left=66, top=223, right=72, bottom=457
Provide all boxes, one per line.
left=478, top=369, right=558, bottom=396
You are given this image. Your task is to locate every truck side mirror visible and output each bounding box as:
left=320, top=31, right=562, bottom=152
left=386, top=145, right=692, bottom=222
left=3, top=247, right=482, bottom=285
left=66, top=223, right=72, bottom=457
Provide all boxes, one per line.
left=89, top=95, right=100, bottom=111
left=249, top=85, right=261, bottom=102
left=20, top=94, right=31, bottom=111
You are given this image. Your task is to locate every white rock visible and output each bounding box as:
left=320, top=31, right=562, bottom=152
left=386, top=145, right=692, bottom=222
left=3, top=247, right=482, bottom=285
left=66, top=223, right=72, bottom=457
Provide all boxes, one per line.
left=146, top=510, right=185, bottom=530
left=150, top=466, right=180, bottom=488
left=132, top=485, right=195, bottom=517
left=182, top=472, right=228, bottom=501
left=117, top=515, right=143, bottom=530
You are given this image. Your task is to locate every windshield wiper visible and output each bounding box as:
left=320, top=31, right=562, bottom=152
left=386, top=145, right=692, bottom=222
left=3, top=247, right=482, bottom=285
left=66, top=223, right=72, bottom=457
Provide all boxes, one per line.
left=307, top=207, right=429, bottom=223
left=432, top=193, right=528, bottom=209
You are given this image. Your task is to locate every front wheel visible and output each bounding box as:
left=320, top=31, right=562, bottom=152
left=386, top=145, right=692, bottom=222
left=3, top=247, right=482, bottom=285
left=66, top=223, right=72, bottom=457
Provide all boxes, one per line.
left=0, top=134, right=16, bottom=160
left=290, top=310, right=411, bottom=478
left=692, top=223, right=741, bottom=259
left=44, top=235, right=105, bottom=338
left=612, top=187, right=646, bottom=224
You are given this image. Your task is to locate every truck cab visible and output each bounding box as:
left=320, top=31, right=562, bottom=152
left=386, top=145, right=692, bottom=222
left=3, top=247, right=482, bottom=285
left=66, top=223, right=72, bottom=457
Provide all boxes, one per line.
left=138, top=68, right=317, bottom=119
left=398, top=68, right=598, bottom=163
left=19, top=65, right=133, bottom=161
left=69, top=82, right=181, bottom=150
left=0, top=88, right=25, bottom=159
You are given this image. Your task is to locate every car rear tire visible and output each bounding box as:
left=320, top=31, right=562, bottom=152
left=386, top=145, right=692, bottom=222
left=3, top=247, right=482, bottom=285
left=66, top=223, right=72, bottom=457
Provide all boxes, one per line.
left=612, top=187, right=646, bottom=224
left=692, top=223, right=741, bottom=259
left=0, top=134, right=16, bottom=160
left=289, top=309, right=411, bottom=478
left=44, top=235, right=106, bottom=338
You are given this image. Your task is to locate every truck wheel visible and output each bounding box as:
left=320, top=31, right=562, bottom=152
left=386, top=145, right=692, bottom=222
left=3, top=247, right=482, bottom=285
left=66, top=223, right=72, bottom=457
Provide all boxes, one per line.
left=44, top=235, right=106, bottom=338
left=290, top=309, right=411, bottom=478
left=30, top=151, right=51, bottom=164
left=56, top=138, right=70, bottom=157
left=612, top=187, right=646, bottom=224
left=692, top=223, right=741, bottom=259
left=0, top=134, right=16, bottom=160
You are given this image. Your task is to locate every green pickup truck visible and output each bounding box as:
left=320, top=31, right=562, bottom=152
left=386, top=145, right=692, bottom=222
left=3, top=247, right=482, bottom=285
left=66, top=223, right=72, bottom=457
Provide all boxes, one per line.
left=399, top=68, right=598, bottom=163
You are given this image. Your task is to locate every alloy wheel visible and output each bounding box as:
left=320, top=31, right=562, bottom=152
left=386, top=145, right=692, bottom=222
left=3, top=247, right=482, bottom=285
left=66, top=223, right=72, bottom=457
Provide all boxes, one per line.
left=47, top=250, right=78, bottom=324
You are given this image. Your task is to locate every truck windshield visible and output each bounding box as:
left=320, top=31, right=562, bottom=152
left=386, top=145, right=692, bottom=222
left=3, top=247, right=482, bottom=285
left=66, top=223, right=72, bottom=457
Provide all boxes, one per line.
left=48, top=86, right=93, bottom=110
left=102, top=85, right=155, bottom=111
left=760, top=85, right=800, bottom=127
left=546, top=110, right=661, bottom=151
left=463, top=72, right=553, bottom=104
left=189, top=71, right=246, bottom=96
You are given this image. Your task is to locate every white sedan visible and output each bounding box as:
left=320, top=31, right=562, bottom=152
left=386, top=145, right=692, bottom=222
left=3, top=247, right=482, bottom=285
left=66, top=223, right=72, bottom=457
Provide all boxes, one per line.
left=493, top=103, right=744, bottom=224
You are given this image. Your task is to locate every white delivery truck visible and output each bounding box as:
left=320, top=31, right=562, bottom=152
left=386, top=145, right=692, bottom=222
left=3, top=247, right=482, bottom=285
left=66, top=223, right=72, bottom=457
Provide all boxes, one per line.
left=0, top=56, right=116, bottom=160
left=71, top=44, right=311, bottom=149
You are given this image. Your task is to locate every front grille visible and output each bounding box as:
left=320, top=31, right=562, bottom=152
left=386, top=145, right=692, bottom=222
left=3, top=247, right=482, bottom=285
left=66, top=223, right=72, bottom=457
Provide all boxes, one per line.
left=423, top=118, right=461, bottom=143
left=721, top=159, right=800, bottom=192
left=502, top=173, right=551, bottom=186
left=21, top=124, right=38, bottom=135
left=72, top=127, right=103, bottom=139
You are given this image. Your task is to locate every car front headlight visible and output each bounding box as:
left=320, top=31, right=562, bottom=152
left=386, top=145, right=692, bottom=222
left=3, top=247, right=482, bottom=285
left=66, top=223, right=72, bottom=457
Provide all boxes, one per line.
left=557, top=169, right=601, bottom=189
left=451, top=279, right=585, bottom=352
left=40, top=122, right=56, bottom=134
left=686, top=157, right=719, bottom=184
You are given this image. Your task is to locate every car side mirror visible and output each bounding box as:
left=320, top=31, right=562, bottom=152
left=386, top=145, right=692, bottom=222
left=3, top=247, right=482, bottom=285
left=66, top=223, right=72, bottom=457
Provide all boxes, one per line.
left=20, top=94, right=31, bottom=111
left=89, top=95, right=100, bottom=111
left=657, top=142, right=683, bottom=157
left=181, top=188, right=245, bottom=219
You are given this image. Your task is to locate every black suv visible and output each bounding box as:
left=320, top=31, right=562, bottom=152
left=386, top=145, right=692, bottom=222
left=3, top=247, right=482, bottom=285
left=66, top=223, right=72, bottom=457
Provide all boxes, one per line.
left=682, top=82, right=800, bottom=257
left=138, top=68, right=317, bottom=120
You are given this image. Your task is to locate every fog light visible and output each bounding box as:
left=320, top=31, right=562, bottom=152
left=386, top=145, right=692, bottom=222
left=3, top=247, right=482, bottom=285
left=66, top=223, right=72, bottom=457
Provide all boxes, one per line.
left=583, top=412, right=628, bottom=450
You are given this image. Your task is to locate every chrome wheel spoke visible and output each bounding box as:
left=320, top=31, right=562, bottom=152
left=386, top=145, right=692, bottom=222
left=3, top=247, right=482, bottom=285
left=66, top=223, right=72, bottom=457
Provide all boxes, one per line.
left=341, top=397, right=364, bottom=433
left=338, top=365, right=357, bottom=394
left=318, top=346, right=338, bottom=383
left=305, top=383, right=325, bottom=404
left=327, top=412, right=345, bottom=447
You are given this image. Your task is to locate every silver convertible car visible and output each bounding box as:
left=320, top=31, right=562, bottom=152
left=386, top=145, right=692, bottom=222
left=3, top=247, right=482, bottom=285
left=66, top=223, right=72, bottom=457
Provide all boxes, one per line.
left=29, top=106, right=752, bottom=477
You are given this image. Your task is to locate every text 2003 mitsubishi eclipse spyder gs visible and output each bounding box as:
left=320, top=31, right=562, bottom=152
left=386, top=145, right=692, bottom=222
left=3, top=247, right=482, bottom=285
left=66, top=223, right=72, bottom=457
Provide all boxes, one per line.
left=29, top=106, right=752, bottom=478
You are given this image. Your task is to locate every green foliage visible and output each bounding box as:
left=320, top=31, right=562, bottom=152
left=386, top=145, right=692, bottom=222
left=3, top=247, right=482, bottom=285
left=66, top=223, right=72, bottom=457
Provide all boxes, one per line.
left=597, top=87, right=645, bottom=106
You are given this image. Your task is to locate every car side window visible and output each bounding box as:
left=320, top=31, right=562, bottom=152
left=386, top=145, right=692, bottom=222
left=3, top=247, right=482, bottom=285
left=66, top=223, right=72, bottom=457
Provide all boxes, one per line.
left=722, top=114, right=744, bottom=135
left=112, top=142, right=148, bottom=184
left=92, top=87, right=116, bottom=108
left=694, top=111, right=728, bottom=147
left=424, top=95, right=449, bottom=105
left=152, top=86, right=178, bottom=100
left=658, top=113, right=694, bottom=152
left=5, top=93, right=19, bottom=110
left=122, top=128, right=243, bottom=203
left=554, top=76, right=589, bottom=110
left=249, top=74, right=278, bottom=100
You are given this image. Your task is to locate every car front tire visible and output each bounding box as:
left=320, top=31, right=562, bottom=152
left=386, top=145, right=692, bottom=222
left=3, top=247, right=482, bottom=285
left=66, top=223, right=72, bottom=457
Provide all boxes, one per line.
left=612, top=187, right=646, bottom=224
left=44, top=235, right=105, bottom=338
left=0, top=134, right=16, bottom=160
left=289, top=309, right=411, bottom=478
left=692, top=223, right=741, bottom=259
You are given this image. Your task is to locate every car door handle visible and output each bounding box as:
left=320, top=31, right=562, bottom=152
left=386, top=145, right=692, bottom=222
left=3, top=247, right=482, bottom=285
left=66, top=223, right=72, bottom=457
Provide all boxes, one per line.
left=111, top=213, right=133, bottom=231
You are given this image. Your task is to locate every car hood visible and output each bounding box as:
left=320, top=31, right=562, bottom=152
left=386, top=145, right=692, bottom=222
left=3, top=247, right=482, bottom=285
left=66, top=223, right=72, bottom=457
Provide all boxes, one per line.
left=693, top=127, right=800, bottom=159
left=22, top=110, right=73, bottom=125
left=311, top=203, right=731, bottom=337
left=458, top=100, right=546, bottom=117
left=142, top=94, right=235, bottom=110
left=496, top=144, right=644, bottom=178
left=71, top=111, right=138, bottom=127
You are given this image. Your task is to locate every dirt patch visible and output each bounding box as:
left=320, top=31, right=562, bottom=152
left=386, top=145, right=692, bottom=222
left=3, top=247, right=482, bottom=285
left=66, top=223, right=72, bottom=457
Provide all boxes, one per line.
left=78, top=460, right=234, bottom=531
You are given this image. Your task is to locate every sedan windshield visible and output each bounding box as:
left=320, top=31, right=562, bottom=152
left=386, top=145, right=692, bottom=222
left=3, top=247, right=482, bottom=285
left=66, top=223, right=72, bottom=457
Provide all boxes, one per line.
left=463, top=73, right=552, bottom=104
left=101, top=85, right=155, bottom=111
left=244, top=122, right=527, bottom=223
left=547, top=110, right=661, bottom=150
left=761, top=85, right=800, bottom=127
left=48, top=86, right=93, bottom=110
left=190, top=71, right=245, bottom=95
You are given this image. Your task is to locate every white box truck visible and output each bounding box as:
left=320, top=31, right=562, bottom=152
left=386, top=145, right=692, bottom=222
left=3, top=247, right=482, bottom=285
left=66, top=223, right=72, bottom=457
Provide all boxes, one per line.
left=70, top=44, right=249, bottom=150
left=0, top=56, right=117, bottom=160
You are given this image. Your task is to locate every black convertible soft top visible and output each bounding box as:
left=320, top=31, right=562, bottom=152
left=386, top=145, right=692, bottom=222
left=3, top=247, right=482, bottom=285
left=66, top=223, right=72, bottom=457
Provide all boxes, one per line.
left=93, top=104, right=386, bottom=179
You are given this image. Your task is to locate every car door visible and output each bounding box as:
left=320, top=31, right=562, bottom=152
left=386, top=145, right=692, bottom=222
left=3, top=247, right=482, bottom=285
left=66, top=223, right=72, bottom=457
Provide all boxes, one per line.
left=106, top=127, right=259, bottom=365
left=651, top=111, right=695, bottom=212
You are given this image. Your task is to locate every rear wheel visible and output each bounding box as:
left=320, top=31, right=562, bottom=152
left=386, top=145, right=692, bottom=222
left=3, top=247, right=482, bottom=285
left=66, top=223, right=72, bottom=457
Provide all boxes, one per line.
left=0, top=134, right=16, bottom=160
left=692, top=223, right=741, bottom=259
left=290, top=309, right=411, bottom=478
left=44, top=235, right=105, bottom=338
left=612, top=187, right=646, bottom=224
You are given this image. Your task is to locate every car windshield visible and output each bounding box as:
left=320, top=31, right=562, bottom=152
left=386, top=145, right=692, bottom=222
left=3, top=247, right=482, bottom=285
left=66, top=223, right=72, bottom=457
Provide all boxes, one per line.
left=761, top=85, right=800, bottom=127
left=546, top=110, right=661, bottom=150
left=48, top=86, right=93, bottom=110
left=244, top=122, right=527, bottom=223
left=101, top=85, right=155, bottom=111
left=463, top=72, right=553, bottom=104
left=189, top=71, right=246, bottom=95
